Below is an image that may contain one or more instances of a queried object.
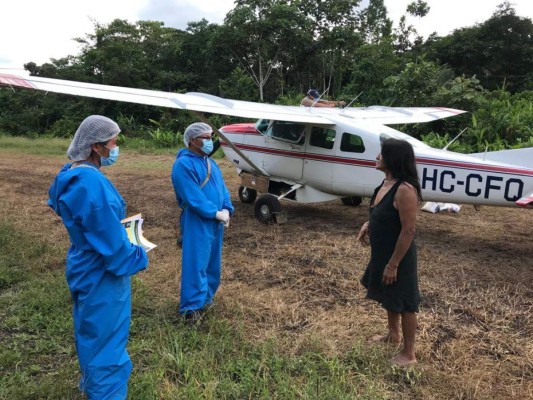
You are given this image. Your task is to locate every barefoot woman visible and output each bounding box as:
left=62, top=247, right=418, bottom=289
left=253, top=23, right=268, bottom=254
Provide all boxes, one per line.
left=357, top=138, right=422, bottom=366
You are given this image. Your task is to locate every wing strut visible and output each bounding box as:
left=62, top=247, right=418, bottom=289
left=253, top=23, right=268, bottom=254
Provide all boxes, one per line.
left=192, top=112, right=269, bottom=176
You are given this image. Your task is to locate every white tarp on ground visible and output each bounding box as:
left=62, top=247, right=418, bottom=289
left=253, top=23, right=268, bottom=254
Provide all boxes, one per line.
left=421, top=202, right=461, bottom=213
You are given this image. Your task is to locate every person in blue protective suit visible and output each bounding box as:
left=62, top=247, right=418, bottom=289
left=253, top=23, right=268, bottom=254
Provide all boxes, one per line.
left=48, top=115, right=149, bottom=399
left=171, top=122, right=234, bottom=324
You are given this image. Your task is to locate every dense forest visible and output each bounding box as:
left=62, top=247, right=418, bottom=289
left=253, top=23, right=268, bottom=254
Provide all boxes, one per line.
left=1, top=0, right=532, bottom=152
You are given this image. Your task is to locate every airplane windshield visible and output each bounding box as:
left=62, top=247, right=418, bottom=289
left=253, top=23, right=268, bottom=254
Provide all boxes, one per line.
left=255, top=119, right=270, bottom=134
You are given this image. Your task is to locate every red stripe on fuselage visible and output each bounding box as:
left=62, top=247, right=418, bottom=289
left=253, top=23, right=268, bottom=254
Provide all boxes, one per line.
left=220, top=142, right=533, bottom=177
left=221, top=142, right=374, bottom=167
left=416, top=157, right=533, bottom=177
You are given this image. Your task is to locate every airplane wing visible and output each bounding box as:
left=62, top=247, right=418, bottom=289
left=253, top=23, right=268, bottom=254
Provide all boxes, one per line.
left=337, top=105, right=466, bottom=124
left=0, top=72, right=465, bottom=125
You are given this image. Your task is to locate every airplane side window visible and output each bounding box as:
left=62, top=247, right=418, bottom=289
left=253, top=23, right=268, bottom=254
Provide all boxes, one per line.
left=340, top=132, right=365, bottom=153
left=270, top=121, right=305, bottom=143
left=310, top=127, right=335, bottom=149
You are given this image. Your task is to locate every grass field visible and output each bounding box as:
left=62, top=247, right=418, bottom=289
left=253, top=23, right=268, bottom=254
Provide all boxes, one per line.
left=0, top=137, right=531, bottom=399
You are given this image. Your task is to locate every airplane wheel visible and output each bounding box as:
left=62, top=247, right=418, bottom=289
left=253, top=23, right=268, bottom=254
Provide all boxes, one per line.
left=238, top=186, right=257, bottom=204
left=341, top=196, right=362, bottom=206
left=254, top=194, right=282, bottom=223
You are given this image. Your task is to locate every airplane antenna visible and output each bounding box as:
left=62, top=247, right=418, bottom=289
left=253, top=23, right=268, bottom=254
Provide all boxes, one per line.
left=443, top=128, right=467, bottom=151
left=345, top=91, right=363, bottom=108
left=320, top=85, right=330, bottom=99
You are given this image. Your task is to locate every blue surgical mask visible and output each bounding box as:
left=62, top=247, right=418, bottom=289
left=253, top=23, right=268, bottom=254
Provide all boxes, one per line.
left=200, top=139, right=214, bottom=155
left=101, top=146, right=119, bottom=167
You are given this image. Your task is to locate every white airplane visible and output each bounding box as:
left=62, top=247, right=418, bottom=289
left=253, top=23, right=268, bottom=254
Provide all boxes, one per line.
left=1, top=72, right=532, bottom=223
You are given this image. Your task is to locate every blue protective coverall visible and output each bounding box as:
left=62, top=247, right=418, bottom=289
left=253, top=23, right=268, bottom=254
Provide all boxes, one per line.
left=171, top=149, right=234, bottom=314
left=48, top=162, right=148, bottom=400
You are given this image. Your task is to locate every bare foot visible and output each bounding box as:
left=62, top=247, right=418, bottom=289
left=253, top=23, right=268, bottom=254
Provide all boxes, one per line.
left=391, top=352, right=417, bottom=366
left=368, top=334, right=401, bottom=346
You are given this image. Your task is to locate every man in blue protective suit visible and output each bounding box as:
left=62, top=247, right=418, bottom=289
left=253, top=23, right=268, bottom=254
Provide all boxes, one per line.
left=171, top=122, right=234, bottom=324
left=48, top=115, right=149, bottom=399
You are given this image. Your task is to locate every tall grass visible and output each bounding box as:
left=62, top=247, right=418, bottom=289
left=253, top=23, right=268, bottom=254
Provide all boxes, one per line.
left=0, top=217, right=403, bottom=399
left=0, top=134, right=225, bottom=159
left=0, top=135, right=68, bottom=156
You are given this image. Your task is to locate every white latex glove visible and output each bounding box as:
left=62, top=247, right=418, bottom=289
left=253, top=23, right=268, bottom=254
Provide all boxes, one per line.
left=221, top=209, right=230, bottom=227
left=215, top=211, right=230, bottom=226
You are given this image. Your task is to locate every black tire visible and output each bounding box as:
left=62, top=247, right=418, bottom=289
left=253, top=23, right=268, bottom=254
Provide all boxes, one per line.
left=341, top=196, right=363, bottom=207
left=238, top=186, right=257, bottom=204
left=254, top=194, right=282, bottom=223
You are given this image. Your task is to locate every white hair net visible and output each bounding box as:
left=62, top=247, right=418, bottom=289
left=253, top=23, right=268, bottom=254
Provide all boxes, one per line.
left=184, top=122, right=212, bottom=148
left=67, top=115, right=120, bottom=161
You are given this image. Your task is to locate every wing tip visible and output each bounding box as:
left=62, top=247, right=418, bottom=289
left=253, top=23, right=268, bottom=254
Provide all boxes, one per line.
left=0, top=72, right=35, bottom=89
left=516, top=192, right=533, bottom=207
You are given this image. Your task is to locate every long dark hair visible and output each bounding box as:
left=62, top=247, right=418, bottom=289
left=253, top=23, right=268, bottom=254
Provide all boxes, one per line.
left=381, top=138, right=423, bottom=201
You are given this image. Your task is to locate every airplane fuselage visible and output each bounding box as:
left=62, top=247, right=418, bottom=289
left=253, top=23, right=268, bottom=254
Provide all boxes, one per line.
left=220, top=119, right=533, bottom=207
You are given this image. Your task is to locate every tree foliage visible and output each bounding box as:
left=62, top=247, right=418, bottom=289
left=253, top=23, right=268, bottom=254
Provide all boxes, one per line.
left=420, top=1, right=533, bottom=93
left=0, top=0, right=531, bottom=152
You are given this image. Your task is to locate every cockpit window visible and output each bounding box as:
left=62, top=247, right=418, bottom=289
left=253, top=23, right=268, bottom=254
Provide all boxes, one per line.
left=340, top=132, right=365, bottom=153
left=310, top=127, right=335, bottom=149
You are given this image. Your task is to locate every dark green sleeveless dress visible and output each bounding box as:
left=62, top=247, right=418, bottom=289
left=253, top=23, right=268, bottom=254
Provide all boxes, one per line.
left=361, top=181, right=420, bottom=313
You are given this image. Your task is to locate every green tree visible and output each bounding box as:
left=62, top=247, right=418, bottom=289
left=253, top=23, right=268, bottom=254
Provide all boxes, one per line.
left=345, top=41, right=400, bottom=105
left=297, top=0, right=362, bottom=95
left=177, top=19, right=231, bottom=94
left=393, top=0, right=430, bottom=53
left=421, top=1, right=533, bottom=92
left=220, top=0, right=312, bottom=101
left=406, top=0, right=430, bottom=17
left=384, top=57, right=454, bottom=106
left=357, top=0, right=392, bottom=44
left=219, top=67, right=258, bottom=100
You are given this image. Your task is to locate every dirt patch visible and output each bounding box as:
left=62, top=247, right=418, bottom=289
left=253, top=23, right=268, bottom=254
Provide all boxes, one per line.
left=1, top=151, right=532, bottom=399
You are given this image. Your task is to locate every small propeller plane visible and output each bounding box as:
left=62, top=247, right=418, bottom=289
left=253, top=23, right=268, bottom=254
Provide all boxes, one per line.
left=1, top=72, right=532, bottom=223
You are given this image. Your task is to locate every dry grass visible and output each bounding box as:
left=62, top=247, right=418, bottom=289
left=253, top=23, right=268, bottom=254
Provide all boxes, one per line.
left=1, top=150, right=532, bottom=399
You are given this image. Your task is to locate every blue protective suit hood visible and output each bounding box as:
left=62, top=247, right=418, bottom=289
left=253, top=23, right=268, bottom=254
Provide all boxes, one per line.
left=48, top=163, right=83, bottom=216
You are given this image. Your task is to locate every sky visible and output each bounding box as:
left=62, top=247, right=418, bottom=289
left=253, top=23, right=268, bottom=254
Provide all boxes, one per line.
left=1, top=0, right=532, bottom=71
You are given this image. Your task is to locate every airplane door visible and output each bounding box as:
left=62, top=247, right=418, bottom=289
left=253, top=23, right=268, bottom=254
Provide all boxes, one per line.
left=330, top=129, right=382, bottom=197
left=260, top=121, right=305, bottom=181
left=302, top=126, right=336, bottom=192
